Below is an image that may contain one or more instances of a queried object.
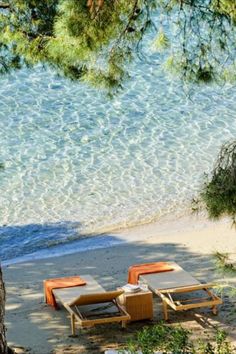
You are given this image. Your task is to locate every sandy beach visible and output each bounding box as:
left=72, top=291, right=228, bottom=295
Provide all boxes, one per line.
left=3, top=215, right=236, bottom=354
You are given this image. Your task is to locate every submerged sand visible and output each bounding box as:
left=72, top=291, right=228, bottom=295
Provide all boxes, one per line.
left=3, top=215, right=236, bottom=353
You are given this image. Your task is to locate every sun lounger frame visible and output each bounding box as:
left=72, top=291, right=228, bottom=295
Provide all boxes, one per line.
left=140, top=262, right=222, bottom=320
left=64, top=295, right=130, bottom=335
left=51, top=276, right=130, bottom=335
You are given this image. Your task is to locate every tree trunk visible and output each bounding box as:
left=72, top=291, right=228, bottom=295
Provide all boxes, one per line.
left=0, top=264, right=8, bottom=354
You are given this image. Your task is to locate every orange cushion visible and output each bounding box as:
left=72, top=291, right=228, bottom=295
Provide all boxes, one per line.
left=128, top=262, right=174, bottom=284
left=44, top=276, right=86, bottom=309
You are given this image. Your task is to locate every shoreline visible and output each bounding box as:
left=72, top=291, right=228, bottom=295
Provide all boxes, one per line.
left=1, top=205, right=191, bottom=266
left=2, top=212, right=231, bottom=267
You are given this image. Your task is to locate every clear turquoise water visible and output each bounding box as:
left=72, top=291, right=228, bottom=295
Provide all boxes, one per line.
left=0, top=59, right=236, bottom=261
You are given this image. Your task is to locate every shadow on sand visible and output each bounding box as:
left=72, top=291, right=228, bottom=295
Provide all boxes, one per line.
left=3, top=230, right=236, bottom=353
left=0, top=221, right=84, bottom=261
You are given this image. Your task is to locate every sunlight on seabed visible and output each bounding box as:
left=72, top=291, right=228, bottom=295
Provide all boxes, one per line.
left=0, top=30, right=236, bottom=261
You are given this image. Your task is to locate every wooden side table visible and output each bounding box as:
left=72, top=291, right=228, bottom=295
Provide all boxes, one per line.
left=117, top=289, right=153, bottom=322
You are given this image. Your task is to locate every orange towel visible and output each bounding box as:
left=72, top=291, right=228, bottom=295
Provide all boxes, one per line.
left=44, top=275, right=86, bottom=309
left=128, top=262, right=174, bottom=284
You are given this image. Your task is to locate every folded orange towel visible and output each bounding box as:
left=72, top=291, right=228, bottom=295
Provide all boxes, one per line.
left=44, top=275, right=86, bottom=309
left=128, top=262, right=174, bottom=284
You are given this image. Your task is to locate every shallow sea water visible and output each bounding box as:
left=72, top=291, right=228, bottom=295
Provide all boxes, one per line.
left=0, top=57, right=236, bottom=261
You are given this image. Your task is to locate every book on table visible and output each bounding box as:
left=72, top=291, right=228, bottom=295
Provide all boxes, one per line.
left=121, top=284, right=141, bottom=293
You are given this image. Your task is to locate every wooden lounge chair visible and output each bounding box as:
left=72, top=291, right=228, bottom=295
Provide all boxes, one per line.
left=52, top=275, right=130, bottom=335
left=139, top=262, right=222, bottom=320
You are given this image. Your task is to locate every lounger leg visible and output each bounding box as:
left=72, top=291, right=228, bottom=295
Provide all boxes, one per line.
left=162, top=300, right=168, bottom=321
left=212, top=305, right=218, bottom=315
left=43, top=280, right=47, bottom=303
left=122, top=320, right=127, bottom=329
left=71, top=313, right=76, bottom=336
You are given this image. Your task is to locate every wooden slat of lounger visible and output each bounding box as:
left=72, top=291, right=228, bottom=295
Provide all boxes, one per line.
left=72, top=311, right=130, bottom=327
left=159, top=283, right=216, bottom=294
left=74, top=315, right=130, bottom=327
left=69, top=290, right=124, bottom=306
left=53, top=275, right=105, bottom=306
left=140, top=262, right=200, bottom=291
left=173, top=298, right=222, bottom=311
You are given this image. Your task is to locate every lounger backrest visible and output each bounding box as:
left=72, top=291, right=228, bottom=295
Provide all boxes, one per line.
left=68, top=289, right=124, bottom=306
left=140, top=262, right=200, bottom=291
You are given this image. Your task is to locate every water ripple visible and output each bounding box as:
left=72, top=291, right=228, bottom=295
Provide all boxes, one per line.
left=0, top=61, right=236, bottom=260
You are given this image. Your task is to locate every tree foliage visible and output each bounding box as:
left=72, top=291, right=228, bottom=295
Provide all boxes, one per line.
left=0, top=0, right=155, bottom=93
left=0, top=1, right=236, bottom=93
left=213, top=251, right=236, bottom=317
left=157, top=0, right=236, bottom=84
left=196, top=140, right=236, bottom=323
left=195, top=141, right=236, bottom=224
